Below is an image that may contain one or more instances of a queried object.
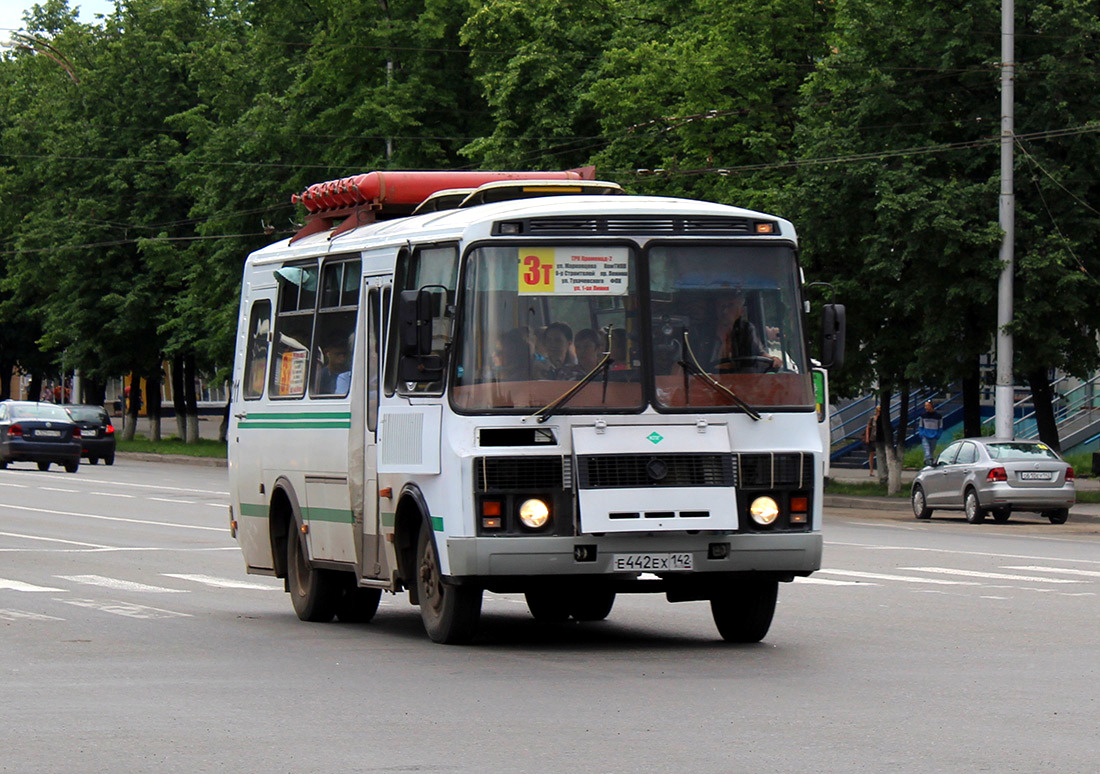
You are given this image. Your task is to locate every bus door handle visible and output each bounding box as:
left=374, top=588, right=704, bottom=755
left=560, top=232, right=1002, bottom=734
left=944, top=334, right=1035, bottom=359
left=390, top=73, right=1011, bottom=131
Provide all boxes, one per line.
left=234, top=412, right=248, bottom=419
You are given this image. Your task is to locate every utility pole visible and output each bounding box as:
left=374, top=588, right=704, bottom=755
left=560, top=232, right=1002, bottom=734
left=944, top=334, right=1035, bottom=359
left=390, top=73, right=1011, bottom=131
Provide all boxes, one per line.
left=995, top=0, right=1015, bottom=438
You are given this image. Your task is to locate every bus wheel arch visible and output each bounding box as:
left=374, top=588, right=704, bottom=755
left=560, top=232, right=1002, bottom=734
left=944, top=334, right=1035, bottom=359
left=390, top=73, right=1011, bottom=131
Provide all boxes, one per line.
left=267, top=480, right=300, bottom=582
left=393, top=486, right=430, bottom=602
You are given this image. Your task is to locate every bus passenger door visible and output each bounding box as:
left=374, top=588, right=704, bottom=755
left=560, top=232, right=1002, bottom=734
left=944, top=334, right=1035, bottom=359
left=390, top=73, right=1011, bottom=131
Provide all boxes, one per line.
left=350, top=278, right=387, bottom=580
left=232, top=286, right=277, bottom=571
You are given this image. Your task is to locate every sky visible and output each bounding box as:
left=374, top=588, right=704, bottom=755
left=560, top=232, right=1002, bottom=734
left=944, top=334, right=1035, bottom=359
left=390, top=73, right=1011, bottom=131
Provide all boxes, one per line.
left=0, top=0, right=115, bottom=36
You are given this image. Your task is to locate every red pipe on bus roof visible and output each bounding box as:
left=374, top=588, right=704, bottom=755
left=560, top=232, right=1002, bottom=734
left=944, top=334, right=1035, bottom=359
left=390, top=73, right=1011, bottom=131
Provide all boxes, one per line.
left=291, top=167, right=596, bottom=214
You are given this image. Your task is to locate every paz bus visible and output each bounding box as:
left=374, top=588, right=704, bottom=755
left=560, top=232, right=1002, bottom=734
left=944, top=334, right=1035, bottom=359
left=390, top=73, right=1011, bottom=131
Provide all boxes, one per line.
left=228, top=169, right=845, bottom=644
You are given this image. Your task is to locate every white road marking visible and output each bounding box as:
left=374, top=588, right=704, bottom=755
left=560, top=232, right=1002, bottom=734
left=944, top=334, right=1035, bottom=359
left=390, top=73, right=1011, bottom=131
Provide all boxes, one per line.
left=56, top=575, right=187, bottom=593
left=39, top=487, right=79, bottom=493
left=0, top=483, right=28, bottom=488
left=795, top=576, right=875, bottom=586
left=162, top=573, right=279, bottom=591
left=149, top=497, right=197, bottom=505
left=0, top=578, right=66, bottom=592
left=0, top=609, right=65, bottom=621
left=816, top=569, right=979, bottom=585
left=91, top=492, right=135, bottom=498
left=56, top=598, right=190, bottom=619
left=0, top=530, right=112, bottom=548
left=1001, top=565, right=1100, bottom=579
left=0, top=469, right=227, bottom=496
left=0, top=503, right=223, bottom=532
left=828, top=541, right=1100, bottom=566
left=899, top=567, right=1083, bottom=584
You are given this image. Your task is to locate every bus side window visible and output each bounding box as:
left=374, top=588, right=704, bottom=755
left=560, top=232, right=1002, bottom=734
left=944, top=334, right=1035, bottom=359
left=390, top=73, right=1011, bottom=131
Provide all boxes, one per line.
left=270, top=263, right=318, bottom=398
left=310, top=259, right=361, bottom=398
left=385, top=245, right=457, bottom=396
left=243, top=300, right=271, bottom=400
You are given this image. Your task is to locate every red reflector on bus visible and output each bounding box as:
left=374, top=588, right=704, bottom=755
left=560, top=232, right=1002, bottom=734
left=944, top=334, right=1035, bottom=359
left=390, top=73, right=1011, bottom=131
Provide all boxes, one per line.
left=790, top=496, right=808, bottom=512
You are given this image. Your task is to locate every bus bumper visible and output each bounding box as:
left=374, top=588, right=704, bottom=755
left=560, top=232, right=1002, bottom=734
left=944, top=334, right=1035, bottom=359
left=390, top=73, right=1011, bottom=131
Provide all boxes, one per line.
left=444, top=531, right=822, bottom=579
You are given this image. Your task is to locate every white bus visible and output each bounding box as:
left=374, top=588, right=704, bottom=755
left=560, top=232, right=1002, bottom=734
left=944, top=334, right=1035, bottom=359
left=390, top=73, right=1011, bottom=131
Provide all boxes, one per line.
left=228, top=170, right=844, bottom=644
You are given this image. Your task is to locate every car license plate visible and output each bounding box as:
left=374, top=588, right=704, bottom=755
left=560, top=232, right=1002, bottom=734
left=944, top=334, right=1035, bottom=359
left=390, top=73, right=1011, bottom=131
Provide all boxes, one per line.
left=35, top=430, right=61, bottom=437
left=1019, top=471, right=1052, bottom=480
left=83, top=429, right=97, bottom=437
left=611, top=553, right=693, bottom=572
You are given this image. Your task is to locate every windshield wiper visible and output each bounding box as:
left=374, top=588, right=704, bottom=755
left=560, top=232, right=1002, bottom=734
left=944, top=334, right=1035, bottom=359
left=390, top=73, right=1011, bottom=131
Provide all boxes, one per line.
left=679, top=330, right=760, bottom=421
left=525, top=327, right=615, bottom=424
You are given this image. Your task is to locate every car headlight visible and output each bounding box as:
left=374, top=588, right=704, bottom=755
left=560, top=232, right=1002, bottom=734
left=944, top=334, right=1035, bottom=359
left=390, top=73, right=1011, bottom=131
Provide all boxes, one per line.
left=749, top=496, right=780, bottom=526
left=518, top=498, right=551, bottom=529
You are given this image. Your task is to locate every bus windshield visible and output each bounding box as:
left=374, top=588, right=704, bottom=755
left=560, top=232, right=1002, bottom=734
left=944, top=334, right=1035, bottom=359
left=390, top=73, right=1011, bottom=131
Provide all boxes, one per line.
left=648, top=243, right=811, bottom=409
left=451, top=242, right=812, bottom=413
left=452, top=244, right=644, bottom=412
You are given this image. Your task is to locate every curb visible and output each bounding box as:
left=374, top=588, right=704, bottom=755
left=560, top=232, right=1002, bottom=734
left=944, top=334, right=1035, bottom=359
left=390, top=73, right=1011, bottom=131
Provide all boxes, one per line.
left=825, top=494, right=1100, bottom=525
left=116, top=452, right=228, bottom=468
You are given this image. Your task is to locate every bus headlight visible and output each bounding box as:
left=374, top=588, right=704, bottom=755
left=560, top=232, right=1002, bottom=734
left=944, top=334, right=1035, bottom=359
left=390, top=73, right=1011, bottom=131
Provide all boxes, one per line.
left=518, top=498, right=551, bottom=529
left=749, top=496, right=780, bottom=526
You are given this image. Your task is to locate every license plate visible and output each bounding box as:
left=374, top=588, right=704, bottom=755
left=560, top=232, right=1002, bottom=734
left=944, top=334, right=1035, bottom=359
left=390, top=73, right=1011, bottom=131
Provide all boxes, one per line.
left=35, top=430, right=61, bottom=437
left=83, top=429, right=97, bottom=437
left=1019, top=471, right=1052, bottom=480
left=611, top=553, right=693, bottom=572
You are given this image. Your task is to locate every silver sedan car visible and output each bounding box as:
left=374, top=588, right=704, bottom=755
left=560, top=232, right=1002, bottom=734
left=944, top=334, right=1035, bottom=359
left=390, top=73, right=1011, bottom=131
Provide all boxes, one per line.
left=910, top=438, right=1075, bottom=524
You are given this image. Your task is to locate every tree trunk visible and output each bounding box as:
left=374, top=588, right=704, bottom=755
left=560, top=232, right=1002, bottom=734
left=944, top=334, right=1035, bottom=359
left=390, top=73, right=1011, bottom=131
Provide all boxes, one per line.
left=123, top=373, right=141, bottom=441
left=146, top=368, right=163, bottom=443
left=184, top=353, right=200, bottom=443
left=28, top=373, right=42, bottom=403
left=219, top=398, right=230, bottom=443
left=171, top=354, right=187, bottom=440
left=878, top=387, right=903, bottom=495
left=1027, top=369, right=1060, bottom=451
left=897, top=379, right=910, bottom=463
left=962, top=357, right=982, bottom=438
left=0, top=362, right=12, bottom=400
left=84, top=377, right=106, bottom=407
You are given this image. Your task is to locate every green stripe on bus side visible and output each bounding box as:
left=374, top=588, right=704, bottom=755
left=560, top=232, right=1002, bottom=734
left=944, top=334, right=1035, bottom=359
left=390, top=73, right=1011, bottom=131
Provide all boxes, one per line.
left=243, top=412, right=352, bottom=420
left=239, top=502, right=267, bottom=518
left=380, top=511, right=395, bottom=528
left=304, top=506, right=354, bottom=524
left=431, top=516, right=444, bottom=532
left=239, top=421, right=351, bottom=429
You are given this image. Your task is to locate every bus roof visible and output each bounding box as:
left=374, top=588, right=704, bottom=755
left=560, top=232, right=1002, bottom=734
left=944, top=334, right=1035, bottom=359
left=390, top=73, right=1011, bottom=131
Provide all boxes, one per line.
left=248, top=193, right=796, bottom=265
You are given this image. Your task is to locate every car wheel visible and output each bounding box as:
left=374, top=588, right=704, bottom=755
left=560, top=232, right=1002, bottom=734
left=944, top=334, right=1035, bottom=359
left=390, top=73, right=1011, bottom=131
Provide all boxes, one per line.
left=37, top=461, right=50, bottom=472
left=964, top=488, right=986, bottom=524
left=334, top=586, right=382, bottom=623
left=710, top=579, right=778, bottom=643
left=992, top=508, right=1010, bottom=523
left=104, top=454, right=115, bottom=466
left=64, top=460, right=79, bottom=474
left=1045, top=508, right=1069, bottom=525
left=416, top=527, right=482, bottom=643
left=524, top=591, right=571, bottom=622
left=911, top=485, right=933, bottom=519
left=286, top=524, right=340, bottom=623
left=0, top=459, right=7, bottom=469
left=570, top=590, right=616, bottom=622
left=88, top=456, right=99, bottom=465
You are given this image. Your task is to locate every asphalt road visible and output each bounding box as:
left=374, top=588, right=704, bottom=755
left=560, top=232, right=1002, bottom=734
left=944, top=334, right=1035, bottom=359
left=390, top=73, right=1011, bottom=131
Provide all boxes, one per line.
left=2, top=459, right=1098, bottom=773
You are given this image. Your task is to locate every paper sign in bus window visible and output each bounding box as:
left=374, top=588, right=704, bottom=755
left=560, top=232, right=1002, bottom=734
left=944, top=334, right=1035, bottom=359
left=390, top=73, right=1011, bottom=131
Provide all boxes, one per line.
left=278, top=350, right=308, bottom=395
left=517, top=247, right=628, bottom=296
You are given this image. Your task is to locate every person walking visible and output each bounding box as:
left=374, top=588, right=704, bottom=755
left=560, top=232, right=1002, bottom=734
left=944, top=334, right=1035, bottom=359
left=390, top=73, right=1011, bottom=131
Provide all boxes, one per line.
left=916, top=400, right=944, bottom=466
left=863, top=405, right=882, bottom=476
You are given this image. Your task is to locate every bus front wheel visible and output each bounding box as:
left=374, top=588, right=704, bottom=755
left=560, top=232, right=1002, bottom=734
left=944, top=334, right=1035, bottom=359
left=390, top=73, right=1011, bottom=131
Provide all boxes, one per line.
left=416, top=527, right=481, bottom=644
left=710, top=579, right=778, bottom=643
left=287, top=526, right=339, bottom=623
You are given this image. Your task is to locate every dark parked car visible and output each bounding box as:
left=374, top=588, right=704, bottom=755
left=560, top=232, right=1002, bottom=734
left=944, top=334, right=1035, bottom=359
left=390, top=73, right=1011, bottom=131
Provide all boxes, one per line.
left=911, top=437, right=1075, bottom=524
left=65, top=405, right=116, bottom=465
left=0, top=401, right=82, bottom=473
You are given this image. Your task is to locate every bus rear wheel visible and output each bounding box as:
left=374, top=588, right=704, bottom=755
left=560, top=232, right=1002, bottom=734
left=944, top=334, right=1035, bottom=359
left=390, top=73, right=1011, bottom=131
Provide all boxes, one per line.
left=287, top=526, right=340, bottom=623
left=710, top=579, right=778, bottom=643
left=416, top=527, right=481, bottom=644
left=335, top=586, right=382, bottom=623
left=571, top=590, right=616, bottom=622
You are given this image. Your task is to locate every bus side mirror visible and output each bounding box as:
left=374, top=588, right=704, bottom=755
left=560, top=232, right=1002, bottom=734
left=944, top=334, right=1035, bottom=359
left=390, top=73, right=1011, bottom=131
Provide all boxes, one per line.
left=821, top=303, right=846, bottom=370
left=398, top=288, right=444, bottom=382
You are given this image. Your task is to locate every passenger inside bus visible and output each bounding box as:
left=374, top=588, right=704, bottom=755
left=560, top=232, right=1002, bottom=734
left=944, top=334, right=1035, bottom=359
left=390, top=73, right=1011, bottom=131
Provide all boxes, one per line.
left=492, top=329, right=532, bottom=382
left=712, top=291, right=780, bottom=373
left=318, top=337, right=352, bottom=395
left=534, top=322, right=582, bottom=379
left=574, top=328, right=601, bottom=373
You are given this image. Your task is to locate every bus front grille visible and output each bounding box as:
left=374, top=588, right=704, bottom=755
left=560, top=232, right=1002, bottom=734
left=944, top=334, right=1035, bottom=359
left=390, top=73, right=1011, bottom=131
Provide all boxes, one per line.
left=475, top=456, right=567, bottom=492
left=735, top=453, right=814, bottom=489
left=577, top=453, right=735, bottom=489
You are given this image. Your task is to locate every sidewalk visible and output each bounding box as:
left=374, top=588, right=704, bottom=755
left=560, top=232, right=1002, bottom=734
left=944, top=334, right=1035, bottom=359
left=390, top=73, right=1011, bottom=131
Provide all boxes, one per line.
left=826, top=467, right=1100, bottom=524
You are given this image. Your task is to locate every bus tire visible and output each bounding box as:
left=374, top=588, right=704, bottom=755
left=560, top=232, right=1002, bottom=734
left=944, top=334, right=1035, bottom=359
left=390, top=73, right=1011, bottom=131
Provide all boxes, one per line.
left=524, top=591, right=571, bottom=623
left=416, top=527, right=481, bottom=644
left=709, top=579, right=778, bottom=643
left=570, top=590, right=616, bottom=622
left=287, top=526, right=339, bottom=623
left=335, top=586, right=382, bottom=623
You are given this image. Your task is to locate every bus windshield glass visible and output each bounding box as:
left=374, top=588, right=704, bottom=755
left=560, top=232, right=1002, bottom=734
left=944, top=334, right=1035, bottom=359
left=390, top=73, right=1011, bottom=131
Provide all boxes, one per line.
left=648, top=243, right=811, bottom=410
left=452, top=244, right=644, bottom=412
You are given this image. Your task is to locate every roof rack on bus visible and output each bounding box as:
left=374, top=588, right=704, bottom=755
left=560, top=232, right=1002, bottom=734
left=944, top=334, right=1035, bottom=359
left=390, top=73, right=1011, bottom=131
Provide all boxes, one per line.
left=288, top=168, right=596, bottom=243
